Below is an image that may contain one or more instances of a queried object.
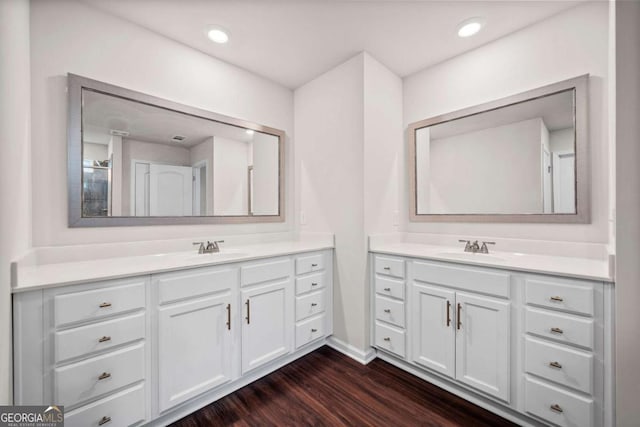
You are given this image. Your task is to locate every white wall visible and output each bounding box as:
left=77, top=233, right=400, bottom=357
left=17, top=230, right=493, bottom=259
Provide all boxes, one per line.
left=295, top=54, right=367, bottom=350
left=422, top=118, right=545, bottom=214
left=549, top=128, right=574, bottom=153
left=251, top=132, right=279, bottom=215
left=30, top=0, right=294, bottom=246
left=615, top=1, right=640, bottom=426
left=0, top=0, right=31, bottom=404
left=403, top=2, right=609, bottom=242
left=213, top=137, right=250, bottom=215
left=295, top=52, right=402, bottom=352
left=83, top=142, right=108, bottom=161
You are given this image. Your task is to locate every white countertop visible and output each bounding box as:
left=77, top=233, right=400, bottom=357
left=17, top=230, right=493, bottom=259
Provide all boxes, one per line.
left=12, top=238, right=334, bottom=292
left=369, top=241, right=613, bottom=282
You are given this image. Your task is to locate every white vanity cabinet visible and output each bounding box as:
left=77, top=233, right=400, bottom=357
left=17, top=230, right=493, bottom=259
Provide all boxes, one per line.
left=370, top=252, right=613, bottom=427
left=152, top=265, right=238, bottom=413
left=240, top=257, right=294, bottom=374
left=13, top=248, right=333, bottom=427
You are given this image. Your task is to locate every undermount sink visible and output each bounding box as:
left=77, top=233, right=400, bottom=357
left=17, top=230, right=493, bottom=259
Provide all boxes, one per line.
left=436, top=252, right=508, bottom=263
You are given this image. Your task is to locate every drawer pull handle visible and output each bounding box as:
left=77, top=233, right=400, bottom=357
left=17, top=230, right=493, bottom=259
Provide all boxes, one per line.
left=550, top=296, right=564, bottom=302
left=98, top=416, right=112, bottom=426
left=311, top=282, right=318, bottom=287
left=99, top=302, right=112, bottom=308
left=383, top=266, right=391, bottom=270
left=311, top=263, right=318, bottom=267
left=549, top=361, right=563, bottom=369
left=98, top=372, right=111, bottom=381
left=383, top=309, right=391, bottom=313
left=457, top=303, right=462, bottom=330
left=383, top=287, right=391, bottom=291
left=550, top=404, right=563, bottom=413
left=550, top=327, right=564, bottom=334
left=446, top=300, right=451, bottom=327
left=98, top=336, right=111, bottom=343
left=226, top=303, right=231, bottom=330
left=311, top=328, right=318, bottom=332
left=311, top=303, right=318, bottom=307
left=383, top=337, right=391, bottom=341
left=245, top=299, right=250, bottom=324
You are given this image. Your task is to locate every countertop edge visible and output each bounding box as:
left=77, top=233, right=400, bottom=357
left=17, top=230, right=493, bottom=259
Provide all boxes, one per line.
left=12, top=244, right=334, bottom=293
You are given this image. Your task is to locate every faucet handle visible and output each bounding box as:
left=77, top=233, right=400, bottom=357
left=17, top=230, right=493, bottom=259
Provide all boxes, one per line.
left=193, top=242, right=205, bottom=254
left=480, top=241, right=496, bottom=254
left=459, top=239, right=472, bottom=252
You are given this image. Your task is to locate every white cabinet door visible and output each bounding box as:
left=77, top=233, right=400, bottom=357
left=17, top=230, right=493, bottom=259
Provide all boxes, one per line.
left=158, top=293, right=233, bottom=413
left=241, top=279, right=293, bottom=374
left=411, top=283, right=456, bottom=378
left=455, top=292, right=510, bottom=402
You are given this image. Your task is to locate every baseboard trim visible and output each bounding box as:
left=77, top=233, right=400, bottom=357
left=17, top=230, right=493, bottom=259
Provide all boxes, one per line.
left=326, top=336, right=376, bottom=365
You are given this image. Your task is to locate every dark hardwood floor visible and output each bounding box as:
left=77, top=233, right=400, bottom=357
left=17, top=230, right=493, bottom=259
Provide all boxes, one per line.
left=171, top=346, right=517, bottom=427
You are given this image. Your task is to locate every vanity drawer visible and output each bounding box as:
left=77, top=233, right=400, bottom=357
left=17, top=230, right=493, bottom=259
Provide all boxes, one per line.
left=526, top=307, right=594, bottom=350
left=374, top=255, right=405, bottom=279
left=54, top=343, right=145, bottom=407
left=375, top=276, right=405, bottom=300
left=375, top=295, right=405, bottom=328
left=296, top=272, right=325, bottom=295
left=295, top=314, right=325, bottom=349
left=156, top=266, right=237, bottom=304
left=525, top=376, right=593, bottom=427
left=412, top=260, right=510, bottom=298
left=525, top=337, right=593, bottom=394
left=295, top=290, right=325, bottom=321
left=525, top=277, right=594, bottom=316
left=55, top=312, right=145, bottom=363
left=375, top=321, right=405, bottom=358
left=65, top=383, right=145, bottom=427
left=296, top=253, right=325, bottom=275
left=54, top=280, right=146, bottom=327
left=241, top=258, right=291, bottom=287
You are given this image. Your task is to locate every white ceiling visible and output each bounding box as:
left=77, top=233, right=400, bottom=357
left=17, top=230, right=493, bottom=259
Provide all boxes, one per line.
left=80, top=0, right=584, bottom=89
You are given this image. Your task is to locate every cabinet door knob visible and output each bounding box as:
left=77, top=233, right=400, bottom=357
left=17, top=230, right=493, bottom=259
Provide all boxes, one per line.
left=311, top=282, right=318, bottom=287
left=98, top=416, right=112, bottom=426
left=550, top=296, right=564, bottom=302
left=383, top=287, right=391, bottom=291
left=98, top=372, right=111, bottom=381
left=245, top=299, right=250, bottom=324
left=311, top=263, right=318, bottom=267
left=457, top=303, right=462, bottom=330
left=226, top=303, right=231, bottom=330
left=550, top=404, right=563, bottom=413
left=446, top=300, right=451, bottom=327
left=383, top=266, right=391, bottom=270
left=311, top=303, right=318, bottom=307
left=383, top=309, right=391, bottom=313
left=98, top=336, right=111, bottom=343
left=383, top=337, right=391, bottom=341
left=99, top=302, right=112, bottom=308
left=311, top=328, right=318, bottom=333
left=549, top=361, right=563, bottom=369
left=550, top=327, right=564, bottom=334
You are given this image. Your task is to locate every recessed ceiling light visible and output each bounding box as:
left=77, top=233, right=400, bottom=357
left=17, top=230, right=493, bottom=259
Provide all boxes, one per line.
left=245, top=129, right=255, bottom=135
left=207, top=27, right=229, bottom=44
left=457, top=18, right=485, bottom=38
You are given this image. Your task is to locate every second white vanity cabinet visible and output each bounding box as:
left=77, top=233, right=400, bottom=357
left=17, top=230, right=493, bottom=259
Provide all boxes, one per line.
left=371, top=252, right=613, bottom=427
left=410, top=260, right=511, bottom=402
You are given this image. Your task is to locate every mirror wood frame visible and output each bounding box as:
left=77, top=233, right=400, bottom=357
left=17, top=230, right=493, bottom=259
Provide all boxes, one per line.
left=67, top=74, right=285, bottom=227
left=408, top=74, right=589, bottom=223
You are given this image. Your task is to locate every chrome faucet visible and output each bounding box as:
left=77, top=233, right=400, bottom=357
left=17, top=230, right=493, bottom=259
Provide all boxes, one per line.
left=459, top=239, right=495, bottom=254
left=193, top=240, right=225, bottom=254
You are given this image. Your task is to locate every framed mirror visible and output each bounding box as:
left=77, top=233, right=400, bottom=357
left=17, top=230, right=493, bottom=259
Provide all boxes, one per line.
left=408, top=75, right=588, bottom=223
left=68, top=74, right=285, bottom=227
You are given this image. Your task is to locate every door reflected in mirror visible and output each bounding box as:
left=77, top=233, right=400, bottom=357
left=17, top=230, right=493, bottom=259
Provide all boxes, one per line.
left=81, top=89, right=280, bottom=218
left=414, top=89, right=576, bottom=216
